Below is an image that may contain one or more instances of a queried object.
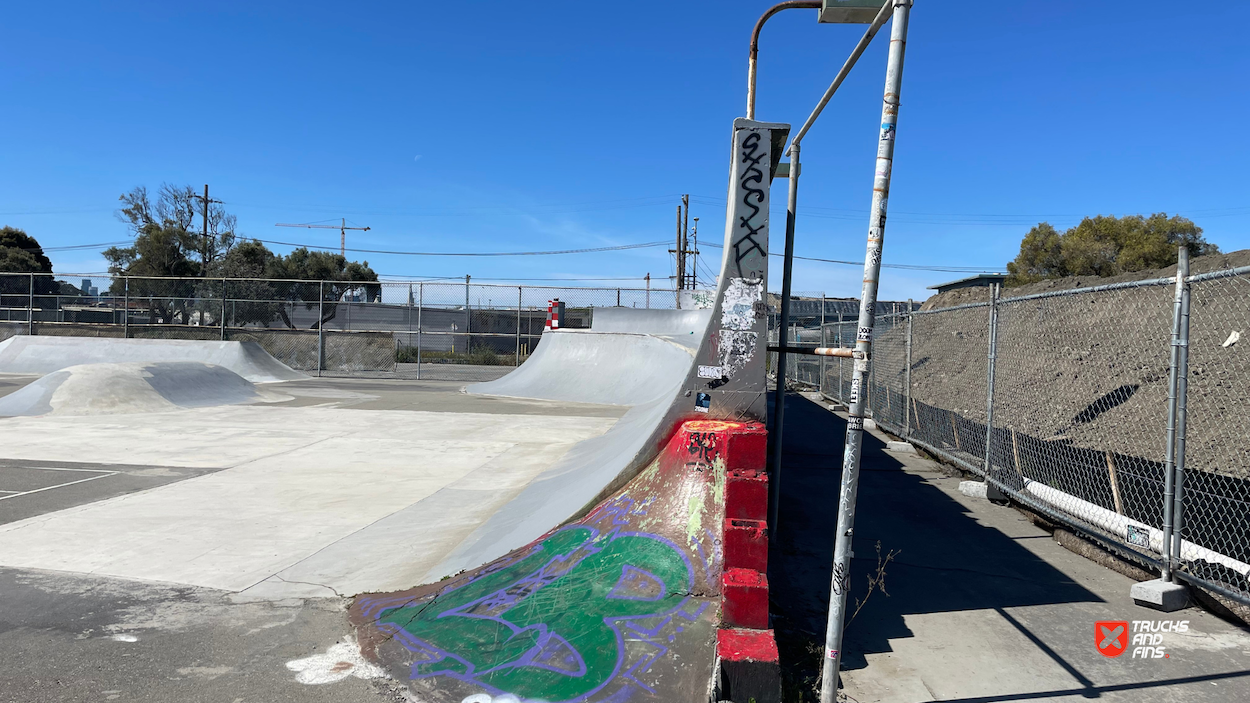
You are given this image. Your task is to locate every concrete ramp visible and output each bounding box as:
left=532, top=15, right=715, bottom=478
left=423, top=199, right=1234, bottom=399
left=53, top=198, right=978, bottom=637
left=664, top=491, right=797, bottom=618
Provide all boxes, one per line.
left=469, top=308, right=709, bottom=406
left=0, top=362, right=290, bottom=417
left=0, top=336, right=306, bottom=383
left=352, top=419, right=769, bottom=703
left=434, top=308, right=712, bottom=580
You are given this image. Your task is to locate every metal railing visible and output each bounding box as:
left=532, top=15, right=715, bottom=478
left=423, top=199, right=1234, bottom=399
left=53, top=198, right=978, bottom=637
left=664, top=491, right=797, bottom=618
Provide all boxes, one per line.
left=0, top=273, right=677, bottom=381
left=820, top=260, right=1250, bottom=608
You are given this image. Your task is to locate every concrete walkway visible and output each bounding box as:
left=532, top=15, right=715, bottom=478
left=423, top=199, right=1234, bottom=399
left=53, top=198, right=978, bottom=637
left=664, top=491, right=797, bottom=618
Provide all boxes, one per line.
left=770, top=392, right=1250, bottom=703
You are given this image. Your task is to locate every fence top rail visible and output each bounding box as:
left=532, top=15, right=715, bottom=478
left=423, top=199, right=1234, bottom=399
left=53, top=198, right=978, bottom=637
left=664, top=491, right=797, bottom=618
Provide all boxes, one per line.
left=1186, top=264, right=1250, bottom=285
left=910, top=300, right=992, bottom=316
left=0, top=271, right=677, bottom=295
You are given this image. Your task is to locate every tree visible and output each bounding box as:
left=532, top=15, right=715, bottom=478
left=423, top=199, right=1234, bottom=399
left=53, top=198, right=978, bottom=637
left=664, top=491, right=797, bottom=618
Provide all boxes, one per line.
left=267, top=247, right=380, bottom=329
left=105, top=184, right=238, bottom=323
left=0, top=226, right=57, bottom=295
left=214, top=241, right=380, bottom=329
left=1006, top=213, right=1219, bottom=286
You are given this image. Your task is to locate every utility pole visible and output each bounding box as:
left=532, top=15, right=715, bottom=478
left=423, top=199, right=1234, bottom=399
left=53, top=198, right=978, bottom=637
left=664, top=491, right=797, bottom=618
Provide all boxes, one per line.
left=671, top=204, right=685, bottom=293
left=690, top=217, right=700, bottom=290
left=682, top=194, right=690, bottom=289
left=191, top=184, right=223, bottom=275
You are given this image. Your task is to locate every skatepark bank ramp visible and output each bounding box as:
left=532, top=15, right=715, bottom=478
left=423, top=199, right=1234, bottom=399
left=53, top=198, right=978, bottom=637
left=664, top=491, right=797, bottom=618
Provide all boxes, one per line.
left=0, top=335, right=307, bottom=384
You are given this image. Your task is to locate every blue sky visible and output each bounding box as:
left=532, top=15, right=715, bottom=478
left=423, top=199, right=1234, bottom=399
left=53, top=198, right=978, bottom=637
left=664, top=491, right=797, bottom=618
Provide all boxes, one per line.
left=2, top=1, right=1247, bottom=301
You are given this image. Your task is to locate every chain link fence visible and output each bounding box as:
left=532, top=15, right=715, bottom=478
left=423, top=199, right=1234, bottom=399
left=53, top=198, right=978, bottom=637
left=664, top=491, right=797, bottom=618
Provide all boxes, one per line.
left=0, top=273, right=677, bottom=380
left=820, top=264, right=1250, bottom=609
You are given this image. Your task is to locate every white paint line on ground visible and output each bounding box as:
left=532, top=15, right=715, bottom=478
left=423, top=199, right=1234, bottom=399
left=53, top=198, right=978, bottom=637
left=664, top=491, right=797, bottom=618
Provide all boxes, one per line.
left=0, top=471, right=118, bottom=502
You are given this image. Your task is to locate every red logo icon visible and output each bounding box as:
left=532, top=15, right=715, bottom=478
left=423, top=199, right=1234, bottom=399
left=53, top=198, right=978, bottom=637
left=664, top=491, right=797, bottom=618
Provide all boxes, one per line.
left=1096, top=621, right=1129, bottom=657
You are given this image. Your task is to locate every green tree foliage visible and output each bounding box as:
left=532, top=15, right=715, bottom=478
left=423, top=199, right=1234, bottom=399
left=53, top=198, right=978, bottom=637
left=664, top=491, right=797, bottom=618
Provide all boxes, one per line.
left=0, top=226, right=57, bottom=294
left=216, top=241, right=379, bottom=329
left=1006, top=213, right=1219, bottom=286
left=104, top=184, right=238, bottom=323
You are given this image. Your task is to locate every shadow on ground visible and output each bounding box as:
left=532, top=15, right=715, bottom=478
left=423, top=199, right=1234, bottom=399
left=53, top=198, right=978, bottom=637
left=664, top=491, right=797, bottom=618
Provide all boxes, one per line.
left=768, top=392, right=1103, bottom=701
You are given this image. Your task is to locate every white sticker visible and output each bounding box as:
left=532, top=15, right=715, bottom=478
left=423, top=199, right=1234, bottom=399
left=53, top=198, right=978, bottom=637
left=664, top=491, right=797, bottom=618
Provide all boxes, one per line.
left=848, top=417, right=865, bottom=431
left=828, top=648, right=839, bottom=660
left=721, top=278, right=764, bottom=331
left=849, top=379, right=861, bottom=404
left=857, top=326, right=873, bottom=342
left=698, top=365, right=724, bottom=379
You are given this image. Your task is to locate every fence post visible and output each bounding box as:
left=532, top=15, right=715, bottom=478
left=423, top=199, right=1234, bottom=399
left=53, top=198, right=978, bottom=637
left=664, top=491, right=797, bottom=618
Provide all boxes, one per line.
left=1172, top=252, right=1192, bottom=571
left=1161, top=247, right=1191, bottom=581
left=905, top=298, right=913, bottom=438
left=516, top=287, right=523, bottom=366
left=123, top=277, right=129, bottom=337
left=416, top=282, right=423, bottom=380
left=317, top=280, right=325, bottom=377
left=983, top=283, right=1001, bottom=488
left=220, top=278, right=227, bottom=340
left=27, top=272, right=34, bottom=335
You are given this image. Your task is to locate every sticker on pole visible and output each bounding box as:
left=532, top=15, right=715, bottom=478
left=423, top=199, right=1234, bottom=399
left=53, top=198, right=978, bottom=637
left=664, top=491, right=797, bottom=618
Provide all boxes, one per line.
left=848, top=417, right=864, bottom=431
left=698, top=365, right=724, bottom=379
left=827, top=648, right=839, bottom=660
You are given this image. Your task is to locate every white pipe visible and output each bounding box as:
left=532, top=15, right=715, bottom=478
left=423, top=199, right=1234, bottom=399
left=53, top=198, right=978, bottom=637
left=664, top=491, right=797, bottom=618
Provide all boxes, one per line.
left=1022, top=480, right=1250, bottom=577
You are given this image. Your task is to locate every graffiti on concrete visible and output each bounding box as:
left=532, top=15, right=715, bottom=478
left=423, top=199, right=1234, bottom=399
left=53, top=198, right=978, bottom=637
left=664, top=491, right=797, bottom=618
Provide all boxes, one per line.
left=731, top=132, right=769, bottom=281
left=356, top=496, right=707, bottom=703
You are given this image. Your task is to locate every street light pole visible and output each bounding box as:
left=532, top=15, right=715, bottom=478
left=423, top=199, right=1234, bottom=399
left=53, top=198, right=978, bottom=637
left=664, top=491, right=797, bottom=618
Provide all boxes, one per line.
left=821, top=3, right=912, bottom=700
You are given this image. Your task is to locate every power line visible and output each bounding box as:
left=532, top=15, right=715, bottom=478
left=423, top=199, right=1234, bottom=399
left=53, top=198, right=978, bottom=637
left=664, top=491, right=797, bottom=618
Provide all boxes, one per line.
left=254, top=238, right=670, bottom=257
left=699, top=241, right=1000, bottom=273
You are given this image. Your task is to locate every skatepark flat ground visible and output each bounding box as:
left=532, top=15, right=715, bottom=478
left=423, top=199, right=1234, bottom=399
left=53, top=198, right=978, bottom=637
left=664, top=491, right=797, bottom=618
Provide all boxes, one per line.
left=0, top=376, right=625, bottom=600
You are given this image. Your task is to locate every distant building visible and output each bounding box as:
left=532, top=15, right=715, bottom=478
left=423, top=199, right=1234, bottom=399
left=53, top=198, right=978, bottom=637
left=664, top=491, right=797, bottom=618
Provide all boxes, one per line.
left=80, top=278, right=98, bottom=298
left=928, top=273, right=1007, bottom=295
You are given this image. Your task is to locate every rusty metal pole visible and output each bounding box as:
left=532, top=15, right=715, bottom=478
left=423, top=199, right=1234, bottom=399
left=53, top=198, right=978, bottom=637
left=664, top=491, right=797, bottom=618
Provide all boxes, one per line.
left=747, top=1, right=823, bottom=119
left=821, top=3, right=911, bottom=700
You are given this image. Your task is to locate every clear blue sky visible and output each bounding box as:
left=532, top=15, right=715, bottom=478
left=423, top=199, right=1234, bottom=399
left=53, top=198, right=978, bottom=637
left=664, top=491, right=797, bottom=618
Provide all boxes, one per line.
left=2, top=1, right=1247, bottom=301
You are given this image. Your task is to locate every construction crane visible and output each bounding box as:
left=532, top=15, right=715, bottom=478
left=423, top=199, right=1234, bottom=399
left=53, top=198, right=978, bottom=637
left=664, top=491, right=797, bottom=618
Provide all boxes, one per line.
left=275, top=218, right=370, bottom=257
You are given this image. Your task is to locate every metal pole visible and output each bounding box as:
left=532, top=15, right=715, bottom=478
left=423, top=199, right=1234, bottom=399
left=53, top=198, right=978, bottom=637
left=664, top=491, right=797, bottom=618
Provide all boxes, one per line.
left=820, top=294, right=827, bottom=397
left=27, top=273, right=34, bottom=335
left=904, top=298, right=913, bottom=437
left=1161, top=247, right=1187, bottom=581
left=645, top=273, right=651, bottom=309
left=124, top=277, right=129, bottom=337
left=416, top=283, right=424, bottom=379
left=465, top=274, right=471, bottom=353
left=983, top=283, right=1001, bottom=476
left=317, top=280, right=325, bottom=377
left=516, top=286, right=523, bottom=366
left=220, top=278, right=227, bottom=340
left=822, top=4, right=910, bottom=700
left=747, top=1, right=823, bottom=119
left=768, top=143, right=801, bottom=543
left=837, top=311, right=844, bottom=403
left=1172, top=248, right=1193, bottom=570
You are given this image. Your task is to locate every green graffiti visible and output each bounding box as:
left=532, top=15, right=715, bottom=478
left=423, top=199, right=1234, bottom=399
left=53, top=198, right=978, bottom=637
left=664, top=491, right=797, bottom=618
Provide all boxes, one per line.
left=377, top=525, right=693, bottom=702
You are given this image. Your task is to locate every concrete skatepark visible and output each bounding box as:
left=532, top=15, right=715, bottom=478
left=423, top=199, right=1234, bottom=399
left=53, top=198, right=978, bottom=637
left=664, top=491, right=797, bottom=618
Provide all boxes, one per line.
left=2, top=115, right=1248, bottom=703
